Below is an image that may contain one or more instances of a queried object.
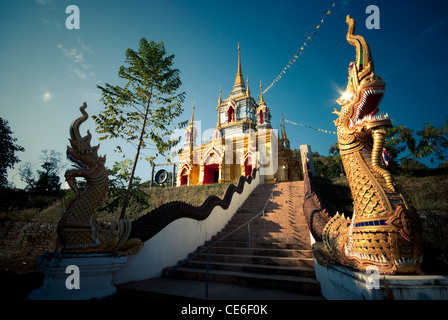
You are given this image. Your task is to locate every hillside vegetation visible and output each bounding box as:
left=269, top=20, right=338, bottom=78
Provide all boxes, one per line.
left=313, top=167, right=448, bottom=216
left=0, top=182, right=233, bottom=223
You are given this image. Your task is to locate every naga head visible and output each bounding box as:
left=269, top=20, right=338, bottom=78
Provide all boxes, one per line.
left=66, top=102, right=106, bottom=194
left=334, top=16, right=392, bottom=151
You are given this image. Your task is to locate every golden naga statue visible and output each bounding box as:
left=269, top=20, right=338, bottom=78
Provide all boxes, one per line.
left=313, top=16, right=423, bottom=274
left=57, top=103, right=143, bottom=255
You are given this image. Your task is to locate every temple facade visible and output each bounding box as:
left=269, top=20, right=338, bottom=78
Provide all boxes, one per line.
left=176, top=44, right=292, bottom=186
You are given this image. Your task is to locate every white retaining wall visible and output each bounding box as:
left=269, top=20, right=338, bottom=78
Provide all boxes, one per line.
left=114, top=173, right=263, bottom=285
left=314, top=258, right=448, bottom=300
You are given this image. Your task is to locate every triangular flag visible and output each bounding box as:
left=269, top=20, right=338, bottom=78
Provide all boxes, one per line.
left=321, top=19, right=325, bottom=23
left=308, top=36, right=312, bottom=40
left=300, top=46, right=304, bottom=50
left=312, top=31, right=317, bottom=34
left=327, top=10, right=331, bottom=14
left=316, top=25, right=320, bottom=28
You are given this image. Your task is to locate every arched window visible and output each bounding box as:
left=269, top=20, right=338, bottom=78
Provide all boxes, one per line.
left=228, top=106, right=235, bottom=123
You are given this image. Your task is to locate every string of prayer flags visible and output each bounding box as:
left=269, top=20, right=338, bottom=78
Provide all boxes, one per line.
left=285, top=118, right=336, bottom=135
left=263, top=3, right=335, bottom=94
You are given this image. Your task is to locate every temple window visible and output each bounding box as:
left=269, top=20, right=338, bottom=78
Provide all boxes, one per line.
left=228, top=106, right=235, bottom=123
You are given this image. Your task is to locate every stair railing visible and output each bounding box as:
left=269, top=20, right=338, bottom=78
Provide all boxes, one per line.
left=163, top=182, right=278, bottom=298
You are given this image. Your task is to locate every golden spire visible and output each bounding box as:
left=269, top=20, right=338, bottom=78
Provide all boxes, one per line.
left=259, top=80, right=265, bottom=104
left=233, top=42, right=245, bottom=90
left=189, top=102, right=195, bottom=157
left=217, top=87, right=222, bottom=127
left=246, top=77, right=250, bottom=97
left=190, top=102, right=195, bottom=124
left=281, top=113, right=287, bottom=139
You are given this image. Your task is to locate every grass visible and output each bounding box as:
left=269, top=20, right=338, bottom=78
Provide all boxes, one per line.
left=0, top=181, right=235, bottom=223
left=393, top=167, right=448, bottom=212
left=98, top=181, right=235, bottom=222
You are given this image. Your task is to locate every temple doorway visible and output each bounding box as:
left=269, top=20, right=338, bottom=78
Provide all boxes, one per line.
left=180, top=168, right=188, bottom=186
left=203, top=164, right=219, bottom=184
left=244, top=157, right=252, bottom=178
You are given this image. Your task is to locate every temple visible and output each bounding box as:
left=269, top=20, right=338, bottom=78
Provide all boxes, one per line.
left=176, top=44, right=294, bottom=186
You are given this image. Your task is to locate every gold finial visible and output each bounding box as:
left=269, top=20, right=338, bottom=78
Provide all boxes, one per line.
left=259, top=80, right=265, bottom=104
left=281, top=113, right=287, bottom=139
left=190, top=102, right=195, bottom=124
left=217, top=87, right=222, bottom=127
left=246, top=77, right=250, bottom=97
left=233, top=42, right=245, bottom=89
left=189, top=102, right=195, bottom=155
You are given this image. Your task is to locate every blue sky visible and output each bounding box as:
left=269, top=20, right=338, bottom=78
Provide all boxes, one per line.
left=1, top=0, right=447, bottom=188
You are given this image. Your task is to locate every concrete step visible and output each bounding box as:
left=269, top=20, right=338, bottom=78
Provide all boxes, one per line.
left=116, top=277, right=325, bottom=300
left=210, top=233, right=311, bottom=244
left=203, top=240, right=309, bottom=250
left=187, top=252, right=315, bottom=268
left=192, top=246, right=313, bottom=258
left=169, top=267, right=322, bottom=295
left=213, top=229, right=310, bottom=241
left=181, top=260, right=316, bottom=278
left=224, top=220, right=309, bottom=231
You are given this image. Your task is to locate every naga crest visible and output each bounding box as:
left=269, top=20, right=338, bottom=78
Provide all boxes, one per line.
left=334, top=16, right=390, bottom=142
left=311, top=16, right=423, bottom=275
left=57, top=102, right=143, bottom=255
left=334, top=15, right=394, bottom=190
left=65, top=102, right=106, bottom=198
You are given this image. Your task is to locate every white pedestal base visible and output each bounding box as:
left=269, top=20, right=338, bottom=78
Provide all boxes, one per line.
left=314, top=258, right=448, bottom=300
left=27, top=252, right=127, bottom=300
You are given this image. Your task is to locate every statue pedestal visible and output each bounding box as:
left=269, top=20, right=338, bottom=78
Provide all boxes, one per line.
left=27, top=252, right=127, bottom=300
left=314, top=258, right=448, bottom=300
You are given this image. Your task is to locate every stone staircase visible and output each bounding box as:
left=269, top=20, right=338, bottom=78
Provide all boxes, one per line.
left=165, top=181, right=322, bottom=297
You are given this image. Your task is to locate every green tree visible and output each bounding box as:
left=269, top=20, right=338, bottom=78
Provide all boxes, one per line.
left=0, top=117, right=25, bottom=186
left=385, top=118, right=448, bottom=166
left=34, top=150, right=65, bottom=196
left=93, top=38, right=187, bottom=219
left=312, top=146, right=344, bottom=179
left=98, top=159, right=150, bottom=216
left=416, top=119, right=448, bottom=163
left=19, top=150, right=65, bottom=195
